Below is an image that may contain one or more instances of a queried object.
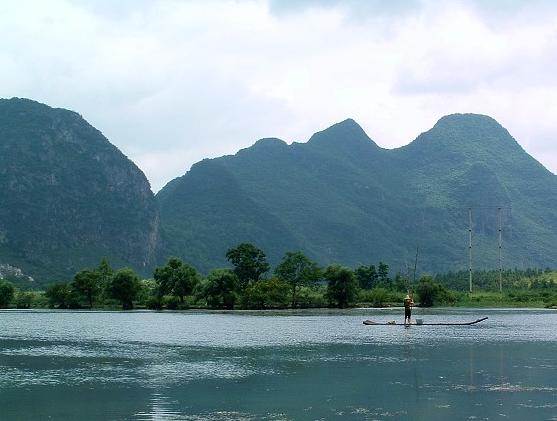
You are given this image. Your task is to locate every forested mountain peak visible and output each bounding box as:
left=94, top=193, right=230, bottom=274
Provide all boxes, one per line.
left=241, top=137, right=289, bottom=156
left=307, top=118, right=379, bottom=151
left=252, top=137, right=288, bottom=148
left=434, top=113, right=503, bottom=130
left=409, top=113, right=524, bottom=155
left=1, top=97, right=69, bottom=116
left=0, top=98, right=160, bottom=281
left=0, top=97, right=123, bottom=159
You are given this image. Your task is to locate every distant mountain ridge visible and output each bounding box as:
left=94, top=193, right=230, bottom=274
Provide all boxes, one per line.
left=157, top=113, right=557, bottom=274
left=1, top=98, right=556, bottom=283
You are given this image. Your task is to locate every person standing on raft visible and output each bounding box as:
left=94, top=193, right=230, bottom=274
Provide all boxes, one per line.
left=404, top=293, right=414, bottom=325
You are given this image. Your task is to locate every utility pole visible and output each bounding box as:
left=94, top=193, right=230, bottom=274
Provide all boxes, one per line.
left=413, top=245, right=419, bottom=284
left=469, top=207, right=473, bottom=293
left=498, top=207, right=502, bottom=293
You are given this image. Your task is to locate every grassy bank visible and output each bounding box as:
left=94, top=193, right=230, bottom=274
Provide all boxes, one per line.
left=2, top=287, right=556, bottom=311
left=452, top=290, right=557, bottom=308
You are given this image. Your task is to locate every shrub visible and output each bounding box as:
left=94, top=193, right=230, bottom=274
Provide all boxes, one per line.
left=15, top=291, right=34, bottom=309
left=145, top=295, right=163, bottom=310
left=296, top=286, right=327, bottom=308
left=416, top=276, right=455, bottom=307
left=368, top=287, right=389, bottom=307
left=164, top=295, right=180, bottom=310
left=241, top=278, right=290, bottom=309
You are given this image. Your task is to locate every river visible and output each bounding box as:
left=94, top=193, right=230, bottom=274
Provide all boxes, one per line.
left=1, top=308, right=556, bottom=420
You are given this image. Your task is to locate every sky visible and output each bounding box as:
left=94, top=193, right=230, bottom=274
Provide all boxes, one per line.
left=1, top=0, right=556, bottom=192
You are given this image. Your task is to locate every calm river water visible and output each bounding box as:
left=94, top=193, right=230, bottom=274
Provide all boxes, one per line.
left=1, top=308, right=556, bottom=420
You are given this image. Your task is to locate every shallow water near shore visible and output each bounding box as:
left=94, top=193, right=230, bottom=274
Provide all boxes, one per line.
left=1, top=308, right=556, bottom=420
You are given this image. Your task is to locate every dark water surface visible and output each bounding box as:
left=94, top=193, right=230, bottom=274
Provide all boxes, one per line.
left=1, top=308, right=556, bottom=420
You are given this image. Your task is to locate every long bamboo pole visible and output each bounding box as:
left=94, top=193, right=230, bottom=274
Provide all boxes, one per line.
left=498, top=207, right=502, bottom=293
left=469, top=207, right=473, bottom=293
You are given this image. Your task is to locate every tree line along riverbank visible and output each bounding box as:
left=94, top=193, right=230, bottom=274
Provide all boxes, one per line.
left=1, top=243, right=556, bottom=310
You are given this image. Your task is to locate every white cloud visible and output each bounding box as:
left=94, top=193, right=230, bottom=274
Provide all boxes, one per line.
left=1, top=0, right=556, bottom=191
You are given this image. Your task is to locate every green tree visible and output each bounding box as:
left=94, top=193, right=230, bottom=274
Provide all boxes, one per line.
left=110, top=268, right=140, bottom=310
left=275, top=251, right=321, bottom=307
left=378, top=262, right=390, bottom=284
left=0, top=279, right=15, bottom=308
left=202, top=269, right=239, bottom=309
left=71, top=269, right=101, bottom=308
left=355, top=264, right=378, bottom=289
left=154, top=257, right=199, bottom=303
left=98, top=257, right=114, bottom=296
left=45, top=282, right=75, bottom=309
left=226, top=243, right=270, bottom=288
left=324, top=265, right=358, bottom=308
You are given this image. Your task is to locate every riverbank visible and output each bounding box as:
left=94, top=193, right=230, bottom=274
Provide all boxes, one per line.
left=2, top=297, right=556, bottom=311
left=2, top=257, right=556, bottom=311
left=2, top=268, right=556, bottom=311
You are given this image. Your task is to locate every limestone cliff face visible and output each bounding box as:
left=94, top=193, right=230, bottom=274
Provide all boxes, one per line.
left=0, top=98, right=159, bottom=281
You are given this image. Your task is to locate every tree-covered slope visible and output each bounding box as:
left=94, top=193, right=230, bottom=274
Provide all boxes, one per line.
left=158, top=115, right=557, bottom=274
left=393, top=114, right=557, bottom=271
left=0, top=98, right=159, bottom=282
left=2, top=99, right=554, bottom=280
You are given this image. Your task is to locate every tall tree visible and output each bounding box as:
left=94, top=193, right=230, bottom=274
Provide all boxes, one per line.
left=378, top=262, right=390, bottom=284
left=202, top=269, right=239, bottom=309
left=154, top=257, right=199, bottom=303
left=275, top=251, right=321, bottom=307
left=71, top=269, right=101, bottom=308
left=110, top=268, right=140, bottom=310
left=324, top=265, right=358, bottom=308
left=226, top=243, right=270, bottom=288
left=393, top=273, right=409, bottom=292
left=45, top=282, right=73, bottom=309
left=98, top=258, right=114, bottom=290
left=0, top=279, right=15, bottom=308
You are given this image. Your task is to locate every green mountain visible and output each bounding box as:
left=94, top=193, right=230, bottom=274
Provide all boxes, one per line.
left=1, top=98, right=555, bottom=282
left=157, top=114, right=557, bottom=274
left=0, top=98, right=159, bottom=282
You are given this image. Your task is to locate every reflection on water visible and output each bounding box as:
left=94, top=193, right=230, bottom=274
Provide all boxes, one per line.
left=134, top=391, right=265, bottom=421
left=0, top=308, right=556, bottom=420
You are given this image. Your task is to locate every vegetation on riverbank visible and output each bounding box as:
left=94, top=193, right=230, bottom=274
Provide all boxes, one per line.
left=1, top=243, right=556, bottom=310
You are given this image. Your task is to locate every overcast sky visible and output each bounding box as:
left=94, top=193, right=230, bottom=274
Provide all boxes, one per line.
left=1, top=0, right=556, bottom=191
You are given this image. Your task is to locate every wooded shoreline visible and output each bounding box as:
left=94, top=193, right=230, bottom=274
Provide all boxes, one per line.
left=1, top=243, right=556, bottom=311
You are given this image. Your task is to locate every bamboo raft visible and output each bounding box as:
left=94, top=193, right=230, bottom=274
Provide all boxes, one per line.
left=362, top=317, right=488, bottom=326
